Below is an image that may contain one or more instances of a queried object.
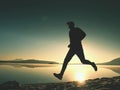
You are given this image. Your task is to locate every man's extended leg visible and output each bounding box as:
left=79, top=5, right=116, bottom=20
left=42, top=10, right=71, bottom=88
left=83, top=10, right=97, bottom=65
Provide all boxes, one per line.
left=53, top=49, right=75, bottom=80
left=76, top=48, right=97, bottom=71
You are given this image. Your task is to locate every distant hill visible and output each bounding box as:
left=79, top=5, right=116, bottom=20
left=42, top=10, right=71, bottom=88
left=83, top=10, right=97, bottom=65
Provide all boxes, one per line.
left=98, top=58, right=120, bottom=65
left=0, top=59, right=59, bottom=64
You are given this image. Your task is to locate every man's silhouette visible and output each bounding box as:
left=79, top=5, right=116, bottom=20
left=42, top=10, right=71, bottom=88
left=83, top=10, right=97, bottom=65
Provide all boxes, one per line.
left=54, top=21, right=97, bottom=80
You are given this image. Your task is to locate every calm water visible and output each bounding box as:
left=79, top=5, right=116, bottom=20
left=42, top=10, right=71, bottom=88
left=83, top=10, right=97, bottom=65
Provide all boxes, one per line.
left=0, top=64, right=120, bottom=84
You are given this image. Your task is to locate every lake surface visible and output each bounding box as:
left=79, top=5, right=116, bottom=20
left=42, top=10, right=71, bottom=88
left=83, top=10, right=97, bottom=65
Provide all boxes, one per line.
left=0, top=64, right=120, bottom=84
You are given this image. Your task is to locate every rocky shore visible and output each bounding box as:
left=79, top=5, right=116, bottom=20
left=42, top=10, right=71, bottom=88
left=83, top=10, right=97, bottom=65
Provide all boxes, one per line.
left=1, top=76, right=120, bottom=90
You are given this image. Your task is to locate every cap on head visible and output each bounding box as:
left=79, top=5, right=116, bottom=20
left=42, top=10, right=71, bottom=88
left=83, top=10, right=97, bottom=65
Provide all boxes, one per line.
left=67, top=21, right=75, bottom=26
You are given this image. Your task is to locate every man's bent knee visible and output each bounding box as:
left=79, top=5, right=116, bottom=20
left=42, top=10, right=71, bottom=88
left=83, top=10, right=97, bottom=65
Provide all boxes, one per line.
left=81, top=60, right=90, bottom=64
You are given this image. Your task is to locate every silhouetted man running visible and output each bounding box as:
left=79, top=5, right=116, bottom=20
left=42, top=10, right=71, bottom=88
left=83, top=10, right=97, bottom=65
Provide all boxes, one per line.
left=54, top=21, right=97, bottom=80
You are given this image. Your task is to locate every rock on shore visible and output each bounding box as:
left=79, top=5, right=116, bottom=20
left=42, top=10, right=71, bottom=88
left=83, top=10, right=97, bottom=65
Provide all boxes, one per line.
left=1, top=76, right=120, bottom=90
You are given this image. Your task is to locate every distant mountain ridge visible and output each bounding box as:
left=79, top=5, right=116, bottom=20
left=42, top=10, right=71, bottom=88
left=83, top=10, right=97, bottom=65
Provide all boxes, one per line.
left=98, top=57, right=120, bottom=65
left=0, top=59, right=59, bottom=64
left=1, top=57, right=120, bottom=65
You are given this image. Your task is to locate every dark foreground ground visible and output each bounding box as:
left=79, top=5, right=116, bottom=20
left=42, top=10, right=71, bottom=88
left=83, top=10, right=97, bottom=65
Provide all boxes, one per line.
left=0, top=76, right=120, bottom=90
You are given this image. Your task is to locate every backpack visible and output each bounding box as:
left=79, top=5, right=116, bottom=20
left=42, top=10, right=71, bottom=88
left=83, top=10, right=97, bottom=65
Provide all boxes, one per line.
left=76, top=28, right=86, bottom=40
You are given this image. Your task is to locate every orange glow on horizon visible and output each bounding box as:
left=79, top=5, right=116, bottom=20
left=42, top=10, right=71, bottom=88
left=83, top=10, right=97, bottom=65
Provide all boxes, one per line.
left=0, top=41, right=119, bottom=63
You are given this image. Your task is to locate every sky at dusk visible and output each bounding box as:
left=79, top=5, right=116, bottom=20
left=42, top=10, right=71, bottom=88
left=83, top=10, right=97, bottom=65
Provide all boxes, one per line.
left=0, top=0, right=120, bottom=63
